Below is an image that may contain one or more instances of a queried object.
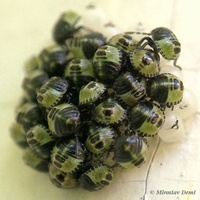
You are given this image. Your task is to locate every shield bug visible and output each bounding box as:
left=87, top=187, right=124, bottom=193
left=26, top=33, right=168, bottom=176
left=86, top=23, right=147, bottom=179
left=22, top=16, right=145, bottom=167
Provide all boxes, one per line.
left=53, top=11, right=81, bottom=44
left=151, top=27, right=181, bottom=61
left=108, top=32, right=138, bottom=54
left=64, top=58, right=95, bottom=89
left=93, top=45, right=123, bottom=85
left=78, top=81, right=108, bottom=122
left=23, top=55, right=41, bottom=74
left=128, top=100, right=165, bottom=137
left=112, top=72, right=146, bottom=107
left=51, top=138, right=85, bottom=173
left=39, top=44, right=70, bottom=77
left=23, top=147, right=49, bottom=172
left=37, top=77, right=69, bottom=109
left=22, top=70, right=49, bottom=101
left=66, top=32, right=106, bottom=59
left=85, top=124, right=115, bottom=156
left=47, top=103, right=81, bottom=137
left=146, top=73, right=184, bottom=107
left=129, top=48, right=160, bottom=78
left=93, top=98, right=127, bottom=126
left=26, top=124, right=55, bottom=159
left=16, top=102, right=45, bottom=132
left=78, top=164, right=113, bottom=191
left=49, top=163, right=78, bottom=188
left=10, top=122, right=27, bottom=148
left=136, top=27, right=181, bottom=67
left=114, top=135, right=148, bottom=168
left=79, top=81, right=107, bottom=105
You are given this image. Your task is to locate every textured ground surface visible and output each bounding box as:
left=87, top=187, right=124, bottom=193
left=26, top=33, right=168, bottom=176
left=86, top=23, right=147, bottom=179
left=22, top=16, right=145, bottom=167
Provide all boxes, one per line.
left=0, top=0, right=200, bottom=199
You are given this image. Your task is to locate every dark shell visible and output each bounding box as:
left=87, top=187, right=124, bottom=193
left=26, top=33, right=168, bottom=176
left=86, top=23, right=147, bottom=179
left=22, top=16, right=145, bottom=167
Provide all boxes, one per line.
left=22, top=70, right=49, bottom=101
left=93, top=45, right=122, bottom=85
left=151, top=27, right=181, bottom=60
left=93, top=98, right=127, bottom=126
left=108, top=32, right=138, bottom=54
left=128, top=100, right=165, bottom=137
left=47, top=103, right=81, bottom=137
left=16, top=102, right=45, bottom=132
left=23, top=147, right=49, bottom=172
left=136, top=27, right=181, bottom=62
left=78, top=103, right=96, bottom=123
left=146, top=73, right=184, bottom=107
left=53, top=11, right=81, bottom=44
left=49, top=163, right=78, bottom=188
left=85, top=124, right=115, bottom=156
left=51, top=138, right=85, bottom=173
left=26, top=124, right=55, bottom=158
left=39, top=44, right=69, bottom=77
left=64, top=59, right=95, bottom=89
left=113, top=72, right=146, bottom=107
left=114, top=135, right=148, bottom=168
left=129, top=48, right=160, bottom=78
left=79, top=81, right=107, bottom=105
left=78, top=164, right=113, bottom=191
left=37, top=77, right=69, bottom=109
left=66, top=32, right=106, bottom=59
left=23, top=56, right=41, bottom=74
left=10, top=122, right=27, bottom=148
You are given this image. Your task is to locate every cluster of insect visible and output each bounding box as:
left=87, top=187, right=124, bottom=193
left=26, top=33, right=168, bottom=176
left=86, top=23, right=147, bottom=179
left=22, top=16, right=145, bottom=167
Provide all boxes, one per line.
left=11, top=10, right=186, bottom=191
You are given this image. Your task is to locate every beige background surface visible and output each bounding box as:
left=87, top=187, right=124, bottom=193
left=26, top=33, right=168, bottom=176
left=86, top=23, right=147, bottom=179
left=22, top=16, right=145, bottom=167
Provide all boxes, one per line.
left=0, top=0, right=200, bottom=200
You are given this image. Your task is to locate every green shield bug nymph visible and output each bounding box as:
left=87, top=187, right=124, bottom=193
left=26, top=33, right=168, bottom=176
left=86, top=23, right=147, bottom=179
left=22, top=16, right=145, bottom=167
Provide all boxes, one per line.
left=78, top=81, right=108, bottom=123
left=39, top=44, right=69, bottom=77
left=136, top=27, right=181, bottom=67
left=93, top=98, right=127, bottom=126
left=26, top=124, right=55, bottom=159
left=114, top=135, right=148, bottom=168
left=53, top=10, right=81, bottom=44
left=23, top=55, right=41, bottom=74
left=112, top=72, right=146, bottom=107
left=10, top=122, right=27, bottom=148
left=151, top=27, right=181, bottom=61
left=85, top=124, right=115, bottom=156
left=37, top=77, right=69, bottom=109
left=51, top=138, right=85, bottom=173
left=79, top=81, right=107, bottom=105
left=146, top=73, right=184, bottom=107
left=129, top=48, right=160, bottom=78
left=93, top=45, right=123, bottom=85
left=108, top=32, right=138, bottom=54
left=22, top=70, right=49, bottom=101
left=78, top=164, right=113, bottom=191
left=47, top=103, right=81, bottom=137
left=128, top=100, right=165, bottom=137
left=49, top=163, right=78, bottom=188
left=23, top=147, right=49, bottom=172
left=16, top=102, right=45, bottom=132
left=64, top=58, right=95, bottom=90
left=66, top=32, right=106, bottom=59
